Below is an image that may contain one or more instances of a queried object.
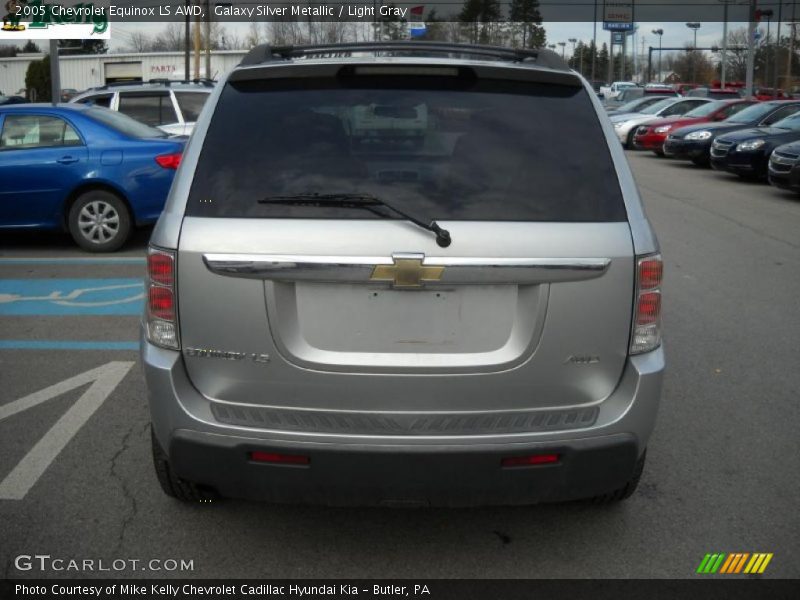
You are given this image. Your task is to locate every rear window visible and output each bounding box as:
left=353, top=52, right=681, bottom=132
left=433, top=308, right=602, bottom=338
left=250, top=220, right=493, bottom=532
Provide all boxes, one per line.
left=84, top=107, right=167, bottom=138
left=187, top=75, right=626, bottom=222
left=174, top=91, right=209, bottom=122
left=117, top=92, right=177, bottom=127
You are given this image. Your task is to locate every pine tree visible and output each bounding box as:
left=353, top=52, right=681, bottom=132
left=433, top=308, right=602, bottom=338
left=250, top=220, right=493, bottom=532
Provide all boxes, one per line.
left=458, top=0, right=501, bottom=44
left=509, top=0, right=545, bottom=48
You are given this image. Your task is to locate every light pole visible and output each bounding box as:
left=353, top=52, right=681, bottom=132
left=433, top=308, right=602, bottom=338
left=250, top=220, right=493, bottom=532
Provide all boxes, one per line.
left=568, top=38, right=579, bottom=73
left=718, top=0, right=734, bottom=89
left=652, top=28, right=664, bottom=82
left=760, top=9, right=774, bottom=91
left=773, top=2, right=783, bottom=98
left=558, top=41, right=567, bottom=60
left=686, top=22, right=701, bottom=83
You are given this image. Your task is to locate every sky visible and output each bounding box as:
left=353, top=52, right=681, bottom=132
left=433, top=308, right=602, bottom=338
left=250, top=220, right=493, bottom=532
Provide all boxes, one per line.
left=1, top=20, right=766, bottom=58
left=104, top=20, right=745, bottom=52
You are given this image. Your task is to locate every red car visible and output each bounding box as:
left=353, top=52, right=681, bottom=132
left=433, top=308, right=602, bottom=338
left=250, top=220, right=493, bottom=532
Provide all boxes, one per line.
left=632, top=99, right=758, bottom=155
left=753, top=87, right=789, bottom=101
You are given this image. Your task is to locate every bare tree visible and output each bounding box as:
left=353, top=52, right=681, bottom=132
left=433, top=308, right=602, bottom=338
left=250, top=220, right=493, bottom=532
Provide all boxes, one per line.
left=245, top=22, right=262, bottom=49
left=125, top=30, right=153, bottom=53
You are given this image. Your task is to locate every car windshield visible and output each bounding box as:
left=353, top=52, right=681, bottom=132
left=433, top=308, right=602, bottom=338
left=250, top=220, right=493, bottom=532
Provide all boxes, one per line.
left=616, top=97, right=654, bottom=112
left=84, top=107, right=167, bottom=138
left=641, top=98, right=676, bottom=114
left=771, top=112, right=800, bottom=130
left=727, top=102, right=780, bottom=123
left=684, top=101, right=726, bottom=118
left=186, top=76, right=626, bottom=222
left=617, top=89, right=641, bottom=101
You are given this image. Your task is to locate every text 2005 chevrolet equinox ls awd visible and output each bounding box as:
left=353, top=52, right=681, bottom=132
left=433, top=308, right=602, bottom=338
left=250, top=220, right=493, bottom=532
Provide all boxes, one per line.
left=142, top=42, right=664, bottom=506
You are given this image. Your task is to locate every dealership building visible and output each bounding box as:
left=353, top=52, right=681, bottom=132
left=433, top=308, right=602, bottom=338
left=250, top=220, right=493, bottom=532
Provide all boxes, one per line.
left=0, top=50, right=248, bottom=95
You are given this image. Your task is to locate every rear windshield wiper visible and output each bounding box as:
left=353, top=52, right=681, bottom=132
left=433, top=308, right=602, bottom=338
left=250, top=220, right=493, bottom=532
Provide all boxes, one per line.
left=258, top=193, right=452, bottom=247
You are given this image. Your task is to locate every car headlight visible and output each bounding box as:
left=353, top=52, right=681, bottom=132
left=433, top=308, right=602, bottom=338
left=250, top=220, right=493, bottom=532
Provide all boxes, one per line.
left=654, top=125, right=673, bottom=134
left=736, top=139, right=766, bottom=152
left=685, top=130, right=712, bottom=140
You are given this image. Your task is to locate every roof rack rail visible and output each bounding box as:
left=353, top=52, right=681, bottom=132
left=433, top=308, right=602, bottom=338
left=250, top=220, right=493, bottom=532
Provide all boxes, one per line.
left=91, top=78, right=217, bottom=91
left=239, top=41, right=568, bottom=70
left=147, top=78, right=217, bottom=87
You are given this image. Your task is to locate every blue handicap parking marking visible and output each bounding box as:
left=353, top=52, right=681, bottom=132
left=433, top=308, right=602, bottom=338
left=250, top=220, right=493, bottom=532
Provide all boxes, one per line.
left=0, top=279, right=144, bottom=316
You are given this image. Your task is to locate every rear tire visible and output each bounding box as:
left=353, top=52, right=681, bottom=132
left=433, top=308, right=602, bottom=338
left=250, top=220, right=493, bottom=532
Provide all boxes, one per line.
left=590, top=450, right=646, bottom=504
left=151, top=427, right=217, bottom=503
left=68, top=190, right=131, bottom=252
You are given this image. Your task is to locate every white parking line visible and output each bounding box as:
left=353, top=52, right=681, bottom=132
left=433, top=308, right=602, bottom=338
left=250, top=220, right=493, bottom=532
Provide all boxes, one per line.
left=0, top=361, right=135, bottom=501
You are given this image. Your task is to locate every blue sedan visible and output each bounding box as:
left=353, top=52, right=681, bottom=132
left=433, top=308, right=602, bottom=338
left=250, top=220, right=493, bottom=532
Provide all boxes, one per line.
left=0, top=104, right=185, bottom=251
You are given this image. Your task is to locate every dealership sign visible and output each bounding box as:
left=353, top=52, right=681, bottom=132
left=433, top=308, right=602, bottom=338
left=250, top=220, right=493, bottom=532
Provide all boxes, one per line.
left=603, top=1, right=634, bottom=31
left=1, top=0, right=110, bottom=39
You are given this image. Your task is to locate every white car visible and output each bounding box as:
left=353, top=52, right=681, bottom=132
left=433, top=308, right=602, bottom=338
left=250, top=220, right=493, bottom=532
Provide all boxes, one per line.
left=71, top=80, right=214, bottom=136
left=599, top=81, right=638, bottom=100
left=611, top=97, right=713, bottom=147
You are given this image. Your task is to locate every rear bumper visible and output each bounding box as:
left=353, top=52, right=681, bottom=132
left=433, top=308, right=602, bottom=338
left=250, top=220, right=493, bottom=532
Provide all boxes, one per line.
left=142, top=335, right=665, bottom=506
left=166, top=429, right=639, bottom=506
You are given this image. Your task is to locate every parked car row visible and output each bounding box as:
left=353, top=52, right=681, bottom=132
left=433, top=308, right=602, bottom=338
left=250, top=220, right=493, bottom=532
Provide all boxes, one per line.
left=612, top=97, right=716, bottom=148
left=622, top=96, right=800, bottom=193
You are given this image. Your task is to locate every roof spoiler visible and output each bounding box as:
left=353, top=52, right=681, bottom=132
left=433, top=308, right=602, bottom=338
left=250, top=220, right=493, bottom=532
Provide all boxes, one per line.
left=239, top=42, right=570, bottom=71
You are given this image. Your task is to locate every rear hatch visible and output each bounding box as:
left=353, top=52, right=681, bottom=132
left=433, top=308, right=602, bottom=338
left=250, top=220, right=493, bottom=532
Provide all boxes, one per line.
left=176, top=64, right=634, bottom=413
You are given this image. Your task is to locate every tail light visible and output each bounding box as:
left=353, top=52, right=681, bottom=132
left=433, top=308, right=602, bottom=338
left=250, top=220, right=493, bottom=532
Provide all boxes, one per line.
left=146, top=247, right=179, bottom=350
left=155, top=153, right=182, bottom=170
left=630, top=254, right=663, bottom=354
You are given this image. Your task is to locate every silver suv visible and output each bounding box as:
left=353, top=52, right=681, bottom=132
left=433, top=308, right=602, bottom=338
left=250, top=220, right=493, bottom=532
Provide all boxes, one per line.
left=71, top=80, right=214, bottom=136
left=142, top=42, right=665, bottom=506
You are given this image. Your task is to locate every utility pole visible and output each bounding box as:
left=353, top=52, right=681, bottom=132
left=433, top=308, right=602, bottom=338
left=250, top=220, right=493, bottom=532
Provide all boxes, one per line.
left=788, top=3, right=797, bottom=91
left=193, top=9, right=201, bottom=79
left=720, top=0, right=730, bottom=89
left=686, top=22, right=701, bottom=83
left=746, top=0, right=757, bottom=98
left=774, top=1, right=783, bottom=97
left=763, top=11, right=773, bottom=90
left=184, top=0, right=190, bottom=81
left=621, top=33, right=626, bottom=81
left=641, top=35, right=646, bottom=82
left=49, top=40, right=60, bottom=105
left=592, top=0, right=597, bottom=85
left=204, top=0, right=211, bottom=80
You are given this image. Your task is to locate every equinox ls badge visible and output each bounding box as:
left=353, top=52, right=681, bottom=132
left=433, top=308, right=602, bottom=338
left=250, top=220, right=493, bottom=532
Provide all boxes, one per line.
left=370, top=255, right=445, bottom=289
left=185, top=348, right=270, bottom=364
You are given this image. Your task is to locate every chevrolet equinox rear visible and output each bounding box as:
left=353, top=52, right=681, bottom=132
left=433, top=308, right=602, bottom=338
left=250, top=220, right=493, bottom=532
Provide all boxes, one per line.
left=142, top=42, right=664, bottom=506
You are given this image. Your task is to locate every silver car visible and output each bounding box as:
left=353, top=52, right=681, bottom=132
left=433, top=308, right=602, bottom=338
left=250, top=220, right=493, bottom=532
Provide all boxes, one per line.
left=142, top=42, right=665, bottom=507
left=71, top=80, right=214, bottom=136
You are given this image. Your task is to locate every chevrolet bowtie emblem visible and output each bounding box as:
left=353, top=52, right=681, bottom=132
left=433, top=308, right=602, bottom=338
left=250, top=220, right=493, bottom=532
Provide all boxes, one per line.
left=370, top=256, right=445, bottom=289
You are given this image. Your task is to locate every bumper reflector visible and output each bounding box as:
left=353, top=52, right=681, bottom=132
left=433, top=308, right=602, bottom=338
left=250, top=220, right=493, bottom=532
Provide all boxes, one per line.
left=501, top=453, right=560, bottom=467
left=249, top=451, right=310, bottom=465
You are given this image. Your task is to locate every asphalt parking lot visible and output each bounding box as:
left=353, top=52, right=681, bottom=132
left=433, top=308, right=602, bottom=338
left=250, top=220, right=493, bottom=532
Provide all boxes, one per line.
left=1, top=153, right=798, bottom=580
